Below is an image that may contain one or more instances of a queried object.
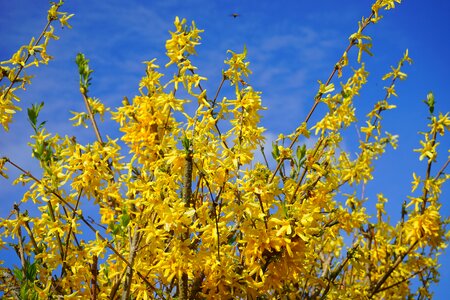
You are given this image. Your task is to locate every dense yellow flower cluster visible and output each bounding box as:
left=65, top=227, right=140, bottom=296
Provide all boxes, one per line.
left=0, top=0, right=448, bottom=299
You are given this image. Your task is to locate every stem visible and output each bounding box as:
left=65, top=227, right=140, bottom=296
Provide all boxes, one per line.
left=269, top=11, right=375, bottom=183
left=180, top=147, right=194, bottom=300
left=211, top=76, right=226, bottom=107
left=109, top=268, right=127, bottom=300
left=91, top=255, right=99, bottom=300
left=420, top=130, right=438, bottom=213
left=374, top=267, right=426, bottom=294
left=13, top=205, right=26, bottom=275
left=256, top=193, right=268, bottom=230
left=368, top=240, right=418, bottom=298
left=61, top=188, right=83, bottom=278
left=194, top=161, right=227, bottom=263
left=46, top=199, right=66, bottom=261
left=80, top=91, right=104, bottom=144
left=434, top=157, right=449, bottom=180
left=319, top=245, right=358, bottom=299
left=1, top=269, right=21, bottom=299
left=189, top=272, right=205, bottom=299
left=289, top=137, right=326, bottom=204
left=121, top=226, right=141, bottom=300
left=23, top=220, right=40, bottom=256
left=368, top=76, right=399, bottom=139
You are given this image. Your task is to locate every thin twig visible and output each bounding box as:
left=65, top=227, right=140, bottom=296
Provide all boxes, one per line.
left=434, top=157, right=449, bottom=180
left=13, top=205, right=26, bottom=274
left=91, top=255, right=99, bottom=300
left=180, top=145, right=194, bottom=300
left=80, top=92, right=104, bottom=145
left=368, top=240, right=418, bottom=298
left=374, top=267, right=426, bottom=294
left=319, top=244, right=358, bottom=299
left=421, top=130, right=438, bottom=213
left=256, top=193, right=268, bottom=230
left=269, top=11, right=375, bottom=183
left=1, top=4, right=62, bottom=101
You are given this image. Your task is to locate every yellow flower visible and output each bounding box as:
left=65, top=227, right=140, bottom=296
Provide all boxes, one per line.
left=317, top=80, right=335, bottom=95
left=411, top=172, right=421, bottom=192
left=414, top=134, right=438, bottom=162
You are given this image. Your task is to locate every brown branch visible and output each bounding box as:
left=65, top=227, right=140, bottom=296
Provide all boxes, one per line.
left=121, top=225, right=141, bottom=300
left=44, top=195, right=67, bottom=271
left=319, top=244, right=358, bottom=299
left=213, top=201, right=221, bottom=261
left=13, top=205, right=26, bottom=274
left=289, top=137, right=326, bottom=204
left=269, top=11, right=375, bottom=183
left=90, top=255, right=99, bottom=300
left=180, top=145, right=194, bottom=300
left=421, top=130, right=438, bottom=213
left=193, top=162, right=227, bottom=262
left=368, top=240, right=418, bottom=298
left=434, top=157, right=449, bottom=180
left=61, top=188, right=83, bottom=278
left=23, top=220, right=40, bottom=255
left=80, top=91, right=104, bottom=145
left=256, top=193, right=268, bottom=230
left=4, top=157, right=159, bottom=294
left=189, top=272, right=205, bottom=300
left=109, top=268, right=127, bottom=300
left=0, top=269, right=21, bottom=299
left=0, top=3, right=62, bottom=101
left=211, top=76, right=226, bottom=107
left=368, top=76, right=400, bottom=136
left=373, top=267, right=426, bottom=295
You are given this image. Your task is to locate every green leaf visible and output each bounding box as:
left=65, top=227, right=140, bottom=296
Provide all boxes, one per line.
left=227, top=232, right=237, bottom=245
left=27, top=102, right=45, bottom=133
left=76, top=52, right=94, bottom=92
left=271, top=142, right=280, bottom=161
left=13, top=266, right=23, bottom=282
left=120, top=213, right=131, bottom=228
left=296, top=144, right=306, bottom=163
left=423, top=91, right=435, bottom=114
left=24, top=259, right=37, bottom=281
left=182, top=135, right=192, bottom=153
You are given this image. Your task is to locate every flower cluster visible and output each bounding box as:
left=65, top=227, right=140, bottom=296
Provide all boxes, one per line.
left=0, top=0, right=448, bottom=299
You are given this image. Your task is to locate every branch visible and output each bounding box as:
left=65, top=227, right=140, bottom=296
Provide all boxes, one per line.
left=13, top=205, right=26, bottom=269
left=90, top=255, right=99, bottom=300
left=80, top=91, right=104, bottom=145
left=121, top=225, right=141, bottom=300
left=373, top=267, right=426, bottom=294
left=368, top=240, right=418, bottom=298
left=0, top=3, right=62, bottom=101
left=319, top=245, right=358, bottom=299
left=269, top=11, right=375, bottom=183
left=421, top=130, right=438, bottom=213
left=61, top=188, right=83, bottom=278
left=180, top=145, right=194, bottom=300
left=434, top=157, right=449, bottom=180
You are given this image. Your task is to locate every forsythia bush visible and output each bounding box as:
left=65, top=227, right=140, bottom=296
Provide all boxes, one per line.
left=0, top=1, right=449, bottom=299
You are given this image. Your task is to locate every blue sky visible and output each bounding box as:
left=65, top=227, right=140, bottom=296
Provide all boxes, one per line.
left=1, top=0, right=449, bottom=297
